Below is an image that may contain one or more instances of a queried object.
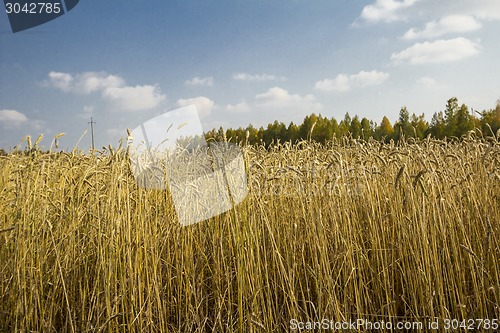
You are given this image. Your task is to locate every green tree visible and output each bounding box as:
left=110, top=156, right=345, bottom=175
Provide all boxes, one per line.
left=330, top=118, right=340, bottom=139
left=360, top=117, right=372, bottom=140
left=350, top=115, right=362, bottom=139
left=203, top=96, right=493, bottom=146
left=495, top=101, right=500, bottom=135
left=374, top=116, right=394, bottom=142
left=478, top=102, right=500, bottom=137
left=300, top=113, right=319, bottom=140
left=455, top=103, right=474, bottom=137
left=430, top=111, right=446, bottom=139
left=244, top=125, right=259, bottom=145
left=313, top=115, right=334, bottom=143
left=204, top=128, right=218, bottom=142
left=225, top=128, right=236, bottom=142
left=263, top=120, right=286, bottom=145
left=287, top=122, right=300, bottom=143
left=339, top=112, right=351, bottom=137
left=410, top=113, right=429, bottom=139
left=236, top=128, right=244, bottom=142
left=257, top=126, right=265, bottom=143
left=394, top=106, right=411, bottom=141
left=444, top=97, right=459, bottom=137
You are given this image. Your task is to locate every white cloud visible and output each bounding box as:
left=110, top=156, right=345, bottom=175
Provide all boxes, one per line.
left=315, top=75, right=350, bottom=92
left=102, top=85, right=165, bottom=111
left=176, top=96, right=215, bottom=117
left=0, top=109, right=28, bottom=125
left=254, top=87, right=322, bottom=111
left=48, top=71, right=124, bottom=94
left=391, top=38, right=480, bottom=64
left=225, top=100, right=251, bottom=113
left=403, top=15, right=481, bottom=40
left=47, top=71, right=165, bottom=111
left=359, top=0, right=500, bottom=25
left=359, top=0, right=419, bottom=23
left=315, top=70, right=389, bottom=92
left=77, top=72, right=124, bottom=94
left=185, top=76, right=214, bottom=87
left=233, top=73, right=286, bottom=81
left=466, top=0, right=500, bottom=20
left=48, top=72, right=73, bottom=92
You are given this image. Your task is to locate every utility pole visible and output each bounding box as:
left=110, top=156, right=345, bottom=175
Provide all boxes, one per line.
left=89, top=117, right=96, bottom=151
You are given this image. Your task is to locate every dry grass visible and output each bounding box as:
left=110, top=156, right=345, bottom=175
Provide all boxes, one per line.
left=0, top=137, right=499, bottom=332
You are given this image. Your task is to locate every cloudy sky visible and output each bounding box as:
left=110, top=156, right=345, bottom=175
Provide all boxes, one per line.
left=1, top=0, right=499, bottom=150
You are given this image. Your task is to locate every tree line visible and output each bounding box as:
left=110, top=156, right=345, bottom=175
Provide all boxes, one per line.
left=205, top=97, right=500, bottom=145
left=1, top=97, right=498, bottom=156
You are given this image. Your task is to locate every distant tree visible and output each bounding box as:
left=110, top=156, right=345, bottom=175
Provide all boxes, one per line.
left=455, top=103, right=474, bottom=137
left=263, top=120, right=287, bottom=146
left=350, top=116, right=362, bottom=139
left=360, top=117, right=372, bottom=140
left=287, top=122, right=300, bottom=143
left=235, top=127, right=246, bottom=143
left=244, top=124, right=259, bottom=145
left=496, top=100, right=500, bottom=122
left=204, top=128, right=218, bottom=142
left=374, top=116, right=394, bottom=142
left=225, top=128, right=236, bottom=142
left=429, top=111, right=446, bottom=139
left=330, top=118, right=340, bottom=139
left=176, top=134, right=206, bottom=150
left=203, top=96, right=493, bottom=146
left=410, top=113, right=429, bottom=139
left=300, top=113, right=319, bottom=140
left=313, top=115, right=334, bottom=143
left=339, top=112, right=351, bottom=137
left=262, top=124, right=272, bottom=146
left=394, top=106, right=412, bottom=141
left=257, top=126, right=265, bottom=143
left=444, top=97, right=459, bottom=137
left=478, top=103, right=500, bottom=137
left=495, top=101, right=500, bottom=135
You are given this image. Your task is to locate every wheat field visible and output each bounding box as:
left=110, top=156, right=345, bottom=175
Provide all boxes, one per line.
left=0, top=136, right=499, bottom=332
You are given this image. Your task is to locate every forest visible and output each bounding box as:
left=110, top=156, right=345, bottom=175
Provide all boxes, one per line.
left=206, top=97, right=500, bottom=145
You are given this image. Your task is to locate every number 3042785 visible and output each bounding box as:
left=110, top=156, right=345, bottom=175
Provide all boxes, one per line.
left=5, top=3, right=62, bottom=14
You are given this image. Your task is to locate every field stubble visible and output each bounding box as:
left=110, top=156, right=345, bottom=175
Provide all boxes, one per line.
left=0, top=137, right=499, bottom=332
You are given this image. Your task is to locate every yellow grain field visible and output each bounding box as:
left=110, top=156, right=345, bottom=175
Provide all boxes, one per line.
left=0, top=137, right=499, bottom=332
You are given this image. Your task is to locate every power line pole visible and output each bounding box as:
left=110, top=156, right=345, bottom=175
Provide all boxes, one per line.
left=89, top=117, right=96, bottom=151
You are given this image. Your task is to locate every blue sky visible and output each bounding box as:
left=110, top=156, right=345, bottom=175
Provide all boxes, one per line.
left=1, top=0, right=500, bottom=150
